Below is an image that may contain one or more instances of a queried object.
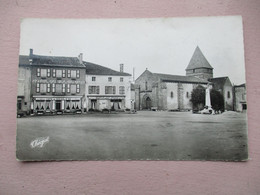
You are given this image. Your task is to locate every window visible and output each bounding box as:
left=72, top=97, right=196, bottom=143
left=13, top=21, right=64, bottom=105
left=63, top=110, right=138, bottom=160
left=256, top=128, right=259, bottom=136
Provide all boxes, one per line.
left=193, top=69, right=195, bottom=73
left=56, top=84, right=62, bottom=93
left=40, top=83, right=47, bottom=93
left=52, top=69, right=56, bottom=77
left=41, top=69, right=47, bottom=78
left=62, top=70, right=66, bottom=78
left=71, top=70, right=76, bottom=79
left=37, top=68, right=40, bottom=77
left=52, top=84, right=55, bottom=92
left=89, top=86, right=100, bottom=94
left=145, top=81, right=148, bottom=90
left=47, top=69, right=51, bottom=77
left=171, top=91, right=174, bottom=98
left=71, top=84, right=76, bottom=94
left=56, top=70, right=62, bottom=79
left=47, top=83, right=51, bottom=93
left=108, top=77, right=112, bottom=82
left=105, top=86, right=116, bottom=94
left=92, top=77, right=96, bottom=81
left=62, top=84, right=66, bottom=93
left=76, top=84, right=80, bottom=93
left=67, top=70, right=71, bottom=78
left=119, top=86, right=125, bottom=94
left=227, top=91, right=231, bottom=99
left=36, top=83, right=40, bottom=93
left=67, top=84, right=70, bottom=93
left=186, top=92, right=189, bottom=98
left=120, top=77, right=123, bottom=82
left=76, top=70, right=80, bottom=78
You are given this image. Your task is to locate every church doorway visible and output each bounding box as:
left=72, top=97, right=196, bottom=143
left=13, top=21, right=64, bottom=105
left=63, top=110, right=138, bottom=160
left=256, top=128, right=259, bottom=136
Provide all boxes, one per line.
left=143, top=96, right=152, bottom=110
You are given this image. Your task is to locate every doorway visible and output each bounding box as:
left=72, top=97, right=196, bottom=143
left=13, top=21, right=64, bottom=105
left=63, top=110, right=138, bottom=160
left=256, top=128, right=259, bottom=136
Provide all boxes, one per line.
left=56, top=100, right=61, bottom=110
left=143, top=96, right=152, bottom=110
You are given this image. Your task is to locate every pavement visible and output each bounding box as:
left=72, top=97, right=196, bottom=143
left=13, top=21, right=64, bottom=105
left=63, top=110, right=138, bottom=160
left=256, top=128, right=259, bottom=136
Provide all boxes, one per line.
left=16, top=111, right=248, bottom=161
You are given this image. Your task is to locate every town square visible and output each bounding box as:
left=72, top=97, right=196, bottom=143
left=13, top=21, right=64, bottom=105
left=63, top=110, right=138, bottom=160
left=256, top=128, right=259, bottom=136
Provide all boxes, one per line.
left=17, top=111, right=247, bottom=161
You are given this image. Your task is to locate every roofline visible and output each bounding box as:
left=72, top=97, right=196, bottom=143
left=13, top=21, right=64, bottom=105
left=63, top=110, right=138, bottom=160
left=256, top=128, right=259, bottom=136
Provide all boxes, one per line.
left=161, top=79, right=209, bottom=84
left=30, top=64, right=86, bottom=68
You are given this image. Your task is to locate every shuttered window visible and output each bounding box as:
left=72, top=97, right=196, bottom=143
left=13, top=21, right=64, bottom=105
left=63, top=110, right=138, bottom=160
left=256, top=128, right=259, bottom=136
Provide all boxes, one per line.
left=40, top=83, right=47, bottom=93
left=89, top=86, right=100, bottom=94
left=105, top=86, right=116, bottom=94
left=71, top=84, right=76, bottom=94
left=119, top=86, right=125, bottom=94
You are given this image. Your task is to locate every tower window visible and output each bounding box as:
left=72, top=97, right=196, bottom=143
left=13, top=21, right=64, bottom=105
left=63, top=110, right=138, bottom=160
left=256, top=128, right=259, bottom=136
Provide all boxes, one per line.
left=170, top=92, right=174, bottom=98
left=186, top=92, right=189, bottom=98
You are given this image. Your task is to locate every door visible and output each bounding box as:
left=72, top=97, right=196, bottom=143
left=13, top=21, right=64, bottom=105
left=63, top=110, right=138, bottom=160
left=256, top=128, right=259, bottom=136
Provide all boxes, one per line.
left=56, top=100, right=61, bottom=110
left=145, top=97, right=152, bottom=110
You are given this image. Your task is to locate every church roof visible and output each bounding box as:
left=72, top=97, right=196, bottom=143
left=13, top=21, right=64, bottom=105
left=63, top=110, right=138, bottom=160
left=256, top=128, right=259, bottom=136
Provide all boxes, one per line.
left=186, top=46, right=213, bottom=70
left=154, top=73, right=208, bottom=84
left=83, top=61, right=131, bottom=76
left=208, top=77, right=229, bottom=86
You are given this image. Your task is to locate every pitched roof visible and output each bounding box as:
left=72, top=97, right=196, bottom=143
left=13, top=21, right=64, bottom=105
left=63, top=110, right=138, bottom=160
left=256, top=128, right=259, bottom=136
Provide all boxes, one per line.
left=83, top=61, right=131, bottom=76
left=208, top=77, right=229, bottom=86
left=153, top=73, right=208, bottom=84
left=186, top=46, right=213, bottom=70
left=234, top=83, right=246, bottom=88
left=30, top=54, right=85, bottom=68
left=19, top=55, right=30, bottom=66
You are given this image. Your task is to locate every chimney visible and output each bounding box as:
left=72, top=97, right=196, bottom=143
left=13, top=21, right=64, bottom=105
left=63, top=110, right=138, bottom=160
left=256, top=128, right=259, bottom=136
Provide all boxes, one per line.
left=120, top=64, right=124, bottom=72
left=29, top=48, right=33, bottom=56
left=29, top=48, right=33, bottom=64
left=78, top=53, right=83, bottom=64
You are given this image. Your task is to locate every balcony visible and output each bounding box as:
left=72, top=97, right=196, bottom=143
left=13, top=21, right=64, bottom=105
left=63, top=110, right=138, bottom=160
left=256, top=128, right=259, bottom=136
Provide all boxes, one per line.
left=52, top=92, right=66, bottom=96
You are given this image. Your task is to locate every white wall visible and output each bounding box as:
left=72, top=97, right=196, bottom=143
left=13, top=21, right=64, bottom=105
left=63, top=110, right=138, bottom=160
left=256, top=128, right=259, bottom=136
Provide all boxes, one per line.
left=85, top=74, right=132, bottom=109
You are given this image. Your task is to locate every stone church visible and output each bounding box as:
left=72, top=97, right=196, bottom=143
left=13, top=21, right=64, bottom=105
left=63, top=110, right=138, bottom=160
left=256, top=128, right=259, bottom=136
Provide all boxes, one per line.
left=133, top=46, right=234, bottom=111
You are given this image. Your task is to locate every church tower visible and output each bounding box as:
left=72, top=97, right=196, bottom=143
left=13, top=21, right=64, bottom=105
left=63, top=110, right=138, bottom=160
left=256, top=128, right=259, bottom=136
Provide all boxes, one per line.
left=185, top=46, right=213, bottom=80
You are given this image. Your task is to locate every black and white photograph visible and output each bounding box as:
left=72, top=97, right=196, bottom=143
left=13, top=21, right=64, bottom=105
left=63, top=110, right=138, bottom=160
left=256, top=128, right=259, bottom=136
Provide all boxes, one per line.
left=16, top=16, right=248, bottom=161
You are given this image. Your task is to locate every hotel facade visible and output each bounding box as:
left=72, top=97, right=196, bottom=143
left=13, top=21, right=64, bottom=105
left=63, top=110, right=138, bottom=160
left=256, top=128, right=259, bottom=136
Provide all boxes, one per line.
left=17, top=49, right=132, bottom=116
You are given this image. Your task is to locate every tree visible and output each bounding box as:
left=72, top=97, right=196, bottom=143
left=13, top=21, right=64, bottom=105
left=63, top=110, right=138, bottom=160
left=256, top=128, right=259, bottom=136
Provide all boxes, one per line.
left=190, top=86, right=224, bottom=111
left=190, top=85, right=205, bottom=110
left=210, top=89, right=224, bottom=111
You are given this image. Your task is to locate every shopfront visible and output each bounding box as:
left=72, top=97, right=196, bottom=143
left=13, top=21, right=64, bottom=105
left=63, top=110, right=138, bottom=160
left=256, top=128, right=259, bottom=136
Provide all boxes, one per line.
left=32, top=96, right=83, bottom=114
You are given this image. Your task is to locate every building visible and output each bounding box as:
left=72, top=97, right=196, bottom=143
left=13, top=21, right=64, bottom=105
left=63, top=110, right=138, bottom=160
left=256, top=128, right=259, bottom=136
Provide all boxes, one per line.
left=17, top=55, right=31, bottom=116
left=29, top=49, right=86, bottom=114
left=84, top=62, right=132, bottom=111
left=134, top=46, right=234, bottom=111
left=208, top=77, right=234, bottom=111
left=234, top=83, right=247, bottom=112
left=135, top=69, right=209, bottom=110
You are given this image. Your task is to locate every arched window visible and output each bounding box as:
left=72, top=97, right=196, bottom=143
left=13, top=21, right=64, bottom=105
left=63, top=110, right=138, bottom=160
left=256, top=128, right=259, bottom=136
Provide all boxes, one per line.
left=186, top=92, right=189, bottom=98
left=170, top=92, right=174, bottom=98
left=227, top=91, right=230, bottom=98
left=145, top=81, right=148, bottom=90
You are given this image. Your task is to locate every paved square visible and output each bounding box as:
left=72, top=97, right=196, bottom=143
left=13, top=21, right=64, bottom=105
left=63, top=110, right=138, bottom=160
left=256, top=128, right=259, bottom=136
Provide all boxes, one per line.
left=16, top=111, right=248, bottom=161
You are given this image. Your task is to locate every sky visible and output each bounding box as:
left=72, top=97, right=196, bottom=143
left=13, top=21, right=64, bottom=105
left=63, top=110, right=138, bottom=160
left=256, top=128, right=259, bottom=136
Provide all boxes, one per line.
left=20, top=16, right=246, bottom=85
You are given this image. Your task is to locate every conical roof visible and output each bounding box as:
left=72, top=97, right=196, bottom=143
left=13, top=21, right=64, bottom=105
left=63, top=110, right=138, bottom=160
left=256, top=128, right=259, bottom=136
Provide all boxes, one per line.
left=186, top=46, right=213, bottom=70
